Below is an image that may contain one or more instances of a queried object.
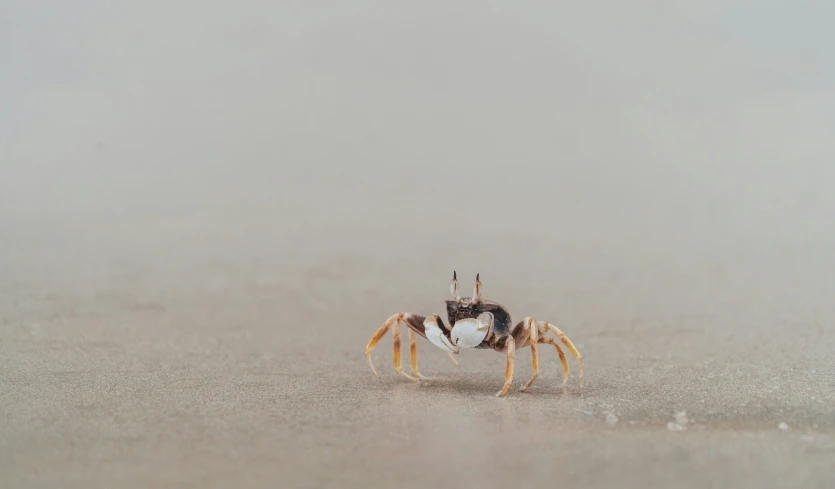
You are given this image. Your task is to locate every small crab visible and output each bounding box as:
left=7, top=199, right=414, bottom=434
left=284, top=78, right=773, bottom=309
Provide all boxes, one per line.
left=365, top=272, right=584, bottom=397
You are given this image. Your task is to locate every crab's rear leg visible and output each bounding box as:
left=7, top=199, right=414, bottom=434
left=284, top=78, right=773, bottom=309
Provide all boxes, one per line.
left=538, top=336, right=570, bottom=388
left=543, top=321, right=584, bottom=386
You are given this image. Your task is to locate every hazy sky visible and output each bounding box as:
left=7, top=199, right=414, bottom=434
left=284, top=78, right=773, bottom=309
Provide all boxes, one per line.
left=1, top=2, right=833, bottom=258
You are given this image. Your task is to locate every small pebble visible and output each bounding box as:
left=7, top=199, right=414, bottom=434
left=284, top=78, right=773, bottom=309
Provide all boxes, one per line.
left=667, top=422, right=687, bottom=431
left=778, top=422, right=789, bottom=431
left=675, top=410, right=689, bottom=425
left=606, top=413, right=619, bottom=426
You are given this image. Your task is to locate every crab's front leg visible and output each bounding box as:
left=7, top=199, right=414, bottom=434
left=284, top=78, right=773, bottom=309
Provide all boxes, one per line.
left=391, top=318, right=420, bottom=381
left=365, top=313, right=458, bottom=381
left=496, top=336, right=516, bottom=397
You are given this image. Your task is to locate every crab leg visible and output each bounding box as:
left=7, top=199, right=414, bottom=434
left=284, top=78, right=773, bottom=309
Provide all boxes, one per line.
left=519, top=318, right=540, bottom=392
left=366, top=314, right=397, bottom=377
left=543, top=322, right=584, bottom=386
left=366, top=312, right=457, bottom=379
left=538, top=336, right=570, bottom=388
left=496, top=337, right=516, bottom=397
left=407, top=329, right=426, bottom=379
left=392, top=320, right=420, bottom=381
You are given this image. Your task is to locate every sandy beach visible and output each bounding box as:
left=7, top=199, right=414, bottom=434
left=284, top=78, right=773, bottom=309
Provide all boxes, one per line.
left=2, top=2, right=834, bottom=488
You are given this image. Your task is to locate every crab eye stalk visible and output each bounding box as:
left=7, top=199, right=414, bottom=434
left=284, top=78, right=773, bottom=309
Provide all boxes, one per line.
left=450, top=271, right=460, bottom=301
left=472, top=273, right=482, bottom=302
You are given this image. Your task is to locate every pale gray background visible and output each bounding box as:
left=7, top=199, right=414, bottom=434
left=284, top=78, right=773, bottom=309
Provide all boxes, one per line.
left=2, top=2, right=834, bottom=488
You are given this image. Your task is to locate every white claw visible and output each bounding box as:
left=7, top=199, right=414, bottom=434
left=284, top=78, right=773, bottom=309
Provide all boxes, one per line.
left=476, top=312, right=493, bottom=331
left=424, top=316, right=459, bottom=354
left=451, top=312, right=493, bottom=349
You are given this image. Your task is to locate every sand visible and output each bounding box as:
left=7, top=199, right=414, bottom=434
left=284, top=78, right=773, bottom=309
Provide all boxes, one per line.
left=2, top=215, right=834, bottom=488
left=3, top=2, right=835, bottom=487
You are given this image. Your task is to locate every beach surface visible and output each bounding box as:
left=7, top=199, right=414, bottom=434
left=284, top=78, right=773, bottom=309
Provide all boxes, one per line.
left=2, top=2, right=834, bottom=488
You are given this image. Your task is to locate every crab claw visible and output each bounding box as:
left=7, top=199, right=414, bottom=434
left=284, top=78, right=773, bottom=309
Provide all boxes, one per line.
left=451, top=312, right=493, bottom=348
left=424, top=315, right=459, bottom=354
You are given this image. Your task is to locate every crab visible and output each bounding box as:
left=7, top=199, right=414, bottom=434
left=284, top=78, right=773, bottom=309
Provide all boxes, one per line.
left=365, top=272, right=584, bottom=397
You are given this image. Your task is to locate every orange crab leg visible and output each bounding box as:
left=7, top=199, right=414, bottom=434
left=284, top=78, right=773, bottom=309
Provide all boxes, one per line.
left=496, top=337, right=515, bottom=397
